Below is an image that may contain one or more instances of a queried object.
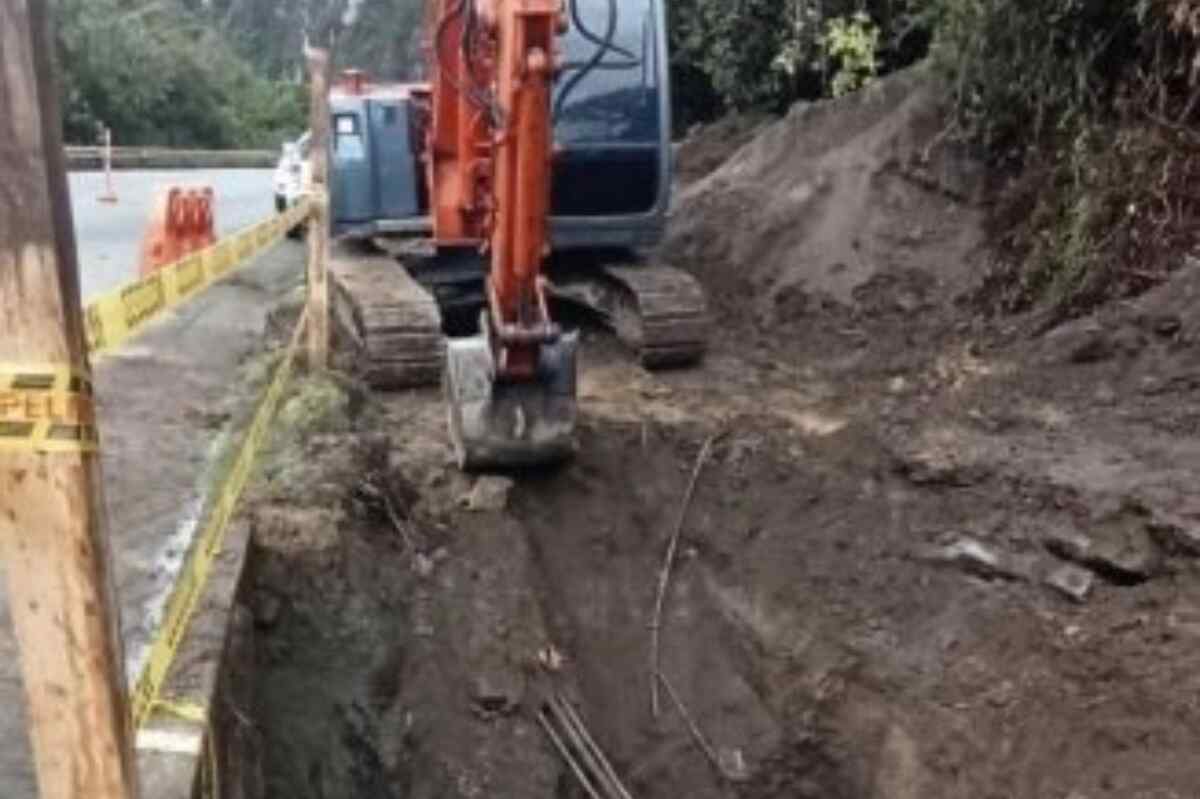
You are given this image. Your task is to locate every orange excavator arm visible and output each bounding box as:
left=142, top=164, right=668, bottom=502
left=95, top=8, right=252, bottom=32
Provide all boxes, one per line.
left=428, top=0, right=564, bottom=379
left=432, top=0, right=578, bottom=470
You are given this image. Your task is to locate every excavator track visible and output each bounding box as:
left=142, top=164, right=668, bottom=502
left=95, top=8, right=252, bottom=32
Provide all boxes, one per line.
left=330, top=247, right=444, bottom=389
left=552, top=263, right=709, bottom=369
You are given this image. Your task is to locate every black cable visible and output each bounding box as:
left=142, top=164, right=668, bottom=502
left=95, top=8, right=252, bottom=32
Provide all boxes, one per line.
left=460, top=0, right=503, bottom=128
left=558, top=0, right=642, bottom=74
left=559, top=58, right=643, bottom=72
left=434, top=0, right=501, bottom=127
left=553, top=0, right=623, bottom=122
left=434, top=0, right=470, bottom=99
left=568, top=0, right=638, bottom=64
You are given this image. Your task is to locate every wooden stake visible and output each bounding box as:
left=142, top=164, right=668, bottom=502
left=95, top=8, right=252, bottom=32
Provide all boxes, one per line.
left=98, top=127, right=118, bottom=204
left=305, top=46, right=332, bottom=369
left=657, top=672, right=728, bottom=780
left=0, top=5, right=138, bottom=799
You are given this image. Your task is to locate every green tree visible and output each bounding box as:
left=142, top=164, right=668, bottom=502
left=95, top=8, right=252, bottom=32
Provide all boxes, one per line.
left=53, top=0, right=423, bottom=148
left=668, top=0, right=931, bottom=130
left=55, top=0, right=312, bottom=147
left=192, top=0, right=425, bottom=81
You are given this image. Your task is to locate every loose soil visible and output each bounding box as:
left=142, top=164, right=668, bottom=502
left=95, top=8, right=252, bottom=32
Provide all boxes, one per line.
left=675, top=113, right=774, bottom=186
left=250, top=68, right=1200, bottom=799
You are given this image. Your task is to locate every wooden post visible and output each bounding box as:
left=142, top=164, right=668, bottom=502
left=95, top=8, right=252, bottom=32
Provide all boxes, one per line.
left=0, top=6, right=138, bottom=799
left=98, top=127, right=118, bottom=204
left=305, top=46, right=332, bottom=369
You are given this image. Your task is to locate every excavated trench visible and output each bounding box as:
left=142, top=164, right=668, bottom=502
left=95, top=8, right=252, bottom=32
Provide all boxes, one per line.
left=247, top=390, right=887, bottom=799
left=242, top=327, right=1037, bottom=799
left=247, top=323, right=1200, bottom=799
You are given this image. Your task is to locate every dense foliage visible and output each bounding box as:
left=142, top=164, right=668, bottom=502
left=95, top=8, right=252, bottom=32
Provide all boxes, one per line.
left=180, top=0, right=425, bottom=82
left=55, top=0, right=421, bottom=148
left=55, top=0, right=1200, bottom=309
left=58, top=0, right=297, bottom=147
left=58, top=0, right=936, bottom=147
left=668, top=0, right=931, bottom=128
left=928, top=0, right=1200, bottom=314
left=58, top=0, right=931, bottom=146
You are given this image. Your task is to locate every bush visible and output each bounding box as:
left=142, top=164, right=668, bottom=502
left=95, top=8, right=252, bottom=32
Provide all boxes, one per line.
left=820, top=12, right=882, bottom=97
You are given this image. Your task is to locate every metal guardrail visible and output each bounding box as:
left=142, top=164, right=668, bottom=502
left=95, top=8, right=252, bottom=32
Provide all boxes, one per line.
left=65, top=146, right=277, bottom=171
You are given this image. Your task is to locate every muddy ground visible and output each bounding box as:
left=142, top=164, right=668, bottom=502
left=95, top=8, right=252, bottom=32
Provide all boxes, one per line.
left=247, top=69, right=1200, bottom=799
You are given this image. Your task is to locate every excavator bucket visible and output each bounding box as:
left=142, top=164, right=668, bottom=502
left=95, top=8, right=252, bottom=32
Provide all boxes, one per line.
left=445, top=332, right=578, bottom=471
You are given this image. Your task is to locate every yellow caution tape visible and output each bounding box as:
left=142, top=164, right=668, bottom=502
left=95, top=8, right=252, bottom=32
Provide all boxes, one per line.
left=155, top=698, right=208, bottom=724
left=0, top=196, right=313, bottom=449
left=125, top=198, right=312, bottom=725
left=0, top=363, right=93, bottom=393
left=153, top=699, right=220, bottom=799
left=0, top=390, right=94, bottom=425
left=0, top=364, right=98, bottom=453
left=0, top=421, right=100, bottom=454
left=86, top=198, right=312, bottom=356
left=130, top=305, right=308, bottom=731
left=0, top=200, right=313, bottom=784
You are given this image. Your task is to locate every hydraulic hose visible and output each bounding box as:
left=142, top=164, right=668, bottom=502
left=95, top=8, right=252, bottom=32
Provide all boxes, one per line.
left=553, top=0, right=627, bottom=123
left=434, top=0, right=469, bottom=97
left=460, top=0, right=504, bottom=127
left=435, top=0, right=501, bottom=126
left=567, top=0, right=639, bottom=65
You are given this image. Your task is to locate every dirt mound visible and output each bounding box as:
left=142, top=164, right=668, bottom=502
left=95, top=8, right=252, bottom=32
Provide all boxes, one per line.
left=663, top=67, right=986, bottom=331
left=675, top=113, right=773, bottom=185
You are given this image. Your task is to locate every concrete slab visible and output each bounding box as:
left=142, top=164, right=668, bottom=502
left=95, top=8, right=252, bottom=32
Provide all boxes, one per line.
left=0, top=238, right=305, bottom=799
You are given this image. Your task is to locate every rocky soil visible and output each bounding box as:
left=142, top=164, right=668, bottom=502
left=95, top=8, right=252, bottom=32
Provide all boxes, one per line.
left=248, top=68, right=1200, bottom=799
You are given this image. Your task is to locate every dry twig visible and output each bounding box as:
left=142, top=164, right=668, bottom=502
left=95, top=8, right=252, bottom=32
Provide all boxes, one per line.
left=380, top=490, right=415, bottom=550
left=657, top=672, right=726, bottom=779
left=649, top=432, right=720, bottom=719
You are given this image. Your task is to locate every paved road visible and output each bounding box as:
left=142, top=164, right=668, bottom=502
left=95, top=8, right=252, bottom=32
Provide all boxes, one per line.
left=70, top=169, right=276, bottom=301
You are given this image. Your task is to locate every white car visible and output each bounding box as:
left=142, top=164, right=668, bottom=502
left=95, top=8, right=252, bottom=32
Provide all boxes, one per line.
left=273, top=131, right=311, bottom=213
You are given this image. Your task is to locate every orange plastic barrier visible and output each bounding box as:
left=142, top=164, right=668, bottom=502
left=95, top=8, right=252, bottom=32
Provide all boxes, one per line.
left=139, top=186, right=216, bottom=277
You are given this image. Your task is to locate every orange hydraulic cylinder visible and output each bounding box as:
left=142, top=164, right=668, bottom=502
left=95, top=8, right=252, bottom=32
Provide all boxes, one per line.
left=487, top=1, right=556, bottom=317
left=423, top=0, right=561, bottom=378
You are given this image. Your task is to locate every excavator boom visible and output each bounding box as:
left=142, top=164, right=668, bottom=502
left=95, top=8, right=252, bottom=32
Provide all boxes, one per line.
left=433, top=0, right=578, bottom=469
